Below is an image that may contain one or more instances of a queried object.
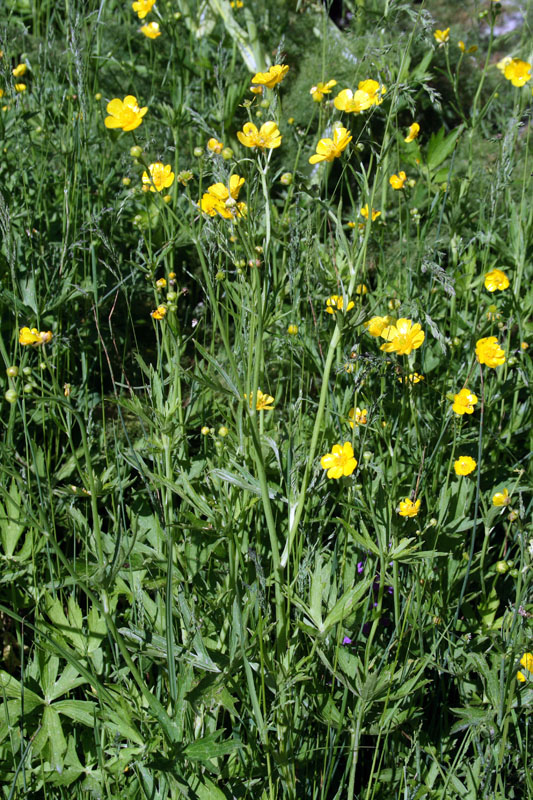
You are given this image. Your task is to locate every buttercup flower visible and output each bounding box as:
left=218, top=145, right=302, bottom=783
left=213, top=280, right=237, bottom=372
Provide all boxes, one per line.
left=19, top=327, right=53, bottom=346
left=132, top=0, right=156, bottom=19
left=142, top=162, right=175, bottom=192
left=517, top=653, right=533, bottom=683
left=380, top=319, right=425, bottom=355
left=334, top=80, right=386, bottom=113
left=140, top=21, right=161, bottom=38
left=434, top=28, right=450, bottom=44
left=230, top=0, right=243, bottom=7
left=492, top=488, right=510, bottom=507
left=151, top=305, right=167, bottom=320
left=399, top=372, right=424, bottom=384
left=310, top=79, right=337, bottom=102
left=389, top=171, right=407, bottom=189
left=245, top=389, right=275, bottom=411
left=404, top=122, right=420, bottom=143
left=364, top=315, right=394, bottom=337
left=309, top=126, right=352, bottom=163
left=452, top=387, right=478, bottom=415
left=104, top=95, right=148, bottom=132
left=349, top=407, right=367, bottom=427
left=484, top=269, right=510, bottom=292
left=360, top=204, right=381, bottom=221
left=325, top=295, right=355, bottom=314
left=12, top=63, right=27, bottom=77
left=476, top=336, right=506, bottom=368
left=237, top=121, right=281, bottom=149
left=14, top=84, right=26, bottom=92
left=200, top=175, right=246, bottom=219
left=156, top=278, right=167, bottom=289
left=207, top=137, right=224, bottom=154
left=321, top=442, right=357, bottom=479
left=458, top=41, right=477, bottom=54
left=287, top=324, right=298, bottom=335
left=251, top=64, right=289, bottom=89
left=496, top=56, right=512, bottom=74
left=454, top=456, right=477, bottom=476
left=398, top=497, right=421, bottom=517
left=503, top=59, right=531, bottom=87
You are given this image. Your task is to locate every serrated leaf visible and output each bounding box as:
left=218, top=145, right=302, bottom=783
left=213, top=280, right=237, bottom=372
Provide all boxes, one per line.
left=183, top=731, right=239, bottom=762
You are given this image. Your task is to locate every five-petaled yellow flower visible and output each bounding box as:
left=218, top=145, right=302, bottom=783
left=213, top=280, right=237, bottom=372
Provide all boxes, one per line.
left=434, top=28, right=450, bottom=44
left=364, top=315, right=394, bottom=337
left=245, top=389, right=275, bottom=411
left=207, top=137, right=224, bottom=153
left=151, top=305, right=167, bottom=320
left=310, top=79, right=337, bottom=102
left=476, top=336, right=506, bottom=368
left=380, top=318, right=425, bottom=356
left=321, top=442, right=357, bottom=479
left=389, top=171, right=407, bottom=189
left=104, top=95, right=148, bottom=132
left=12, top=63, right=27, bottom=77
left=142, top=162, right=175, bottom=192
left=140, top=21, right=161, bottom=38
left=237, top=121, right=281, bottom=149
left=452, top=387, right=478, bottom=415
left=309, top=126, right=352, bottom=163
left=251, top=65, right=289, bottom=89
left=484, top=269, right=510, bottom=292
left=399, top=372, right=424, bottom=384
left=349, top=407, right=367, bottom=427
left=517, top=653, right=533, bottom=683
left=19, top=327, right=53, bottom=346
left=325, top=295, right=355, bottom=314
left=200, top=175, right=247, bottom=219
left=454, top=456, right=476, bottom=476
left=404, top=122, right=420, bottom=143
left=334, top=80, right=386, bottom=113
left=492, top=488, right=510, bottom=507
left=398, top=497, right=421, bottom=517
left=360, top=204, right=381, bottom=221
left=503, top=59, right=531, bottom=87
left=132, top=0, right=156, bottom=19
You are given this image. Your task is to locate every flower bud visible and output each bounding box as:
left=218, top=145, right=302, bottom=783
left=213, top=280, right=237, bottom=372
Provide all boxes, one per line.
left=122, top=177, right=131, bottom=186
left=4, top=389, right=18, bottom=404
left=495, top=560, right=509, bottom=574
left=193, top=146, right=203, bottom=157
left=23, top=382, right=33, bottom=394
left=130, top=145, right=142, bottom=158
left=221, top=147, right=233, bottom=160
left=166, top=291, right=178, bottom=302
left=280, top=172, right=293, bottom=186
left=287, top=324, right=298, bottom=335
left=6, top=366, right=18, bottom=378
left=218, top=426, right=228, bottom=437
left=22, top=366, right=32, bottom=376
left=94, top=92, right=102, bottom=100
left=201, top=426, right=210, bottom=435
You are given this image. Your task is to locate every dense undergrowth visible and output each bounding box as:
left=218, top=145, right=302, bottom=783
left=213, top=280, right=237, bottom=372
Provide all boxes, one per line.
left=0, top=0, right=532, bottom=797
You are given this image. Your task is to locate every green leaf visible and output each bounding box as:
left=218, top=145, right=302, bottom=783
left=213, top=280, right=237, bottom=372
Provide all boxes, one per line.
left=53, top=700, right=96, bottom=727
left=183, top=731, right=239, bottom=762
left=322, top=578, right=372, bottom=633
left=33, top=705, right=67, bottom=772
left=426, top=125, right=464, bottom=173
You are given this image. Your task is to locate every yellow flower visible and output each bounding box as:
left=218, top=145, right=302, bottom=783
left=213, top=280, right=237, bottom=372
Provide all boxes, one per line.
left=250, top=85, right=263, bottom=95
left=356, top=283, right=368, bottom=295
left=156, top=278, right=167, bottom=289
left=476, top=336, right=506, bottom=368
left=12, top=63, right=27, bottom=77
left=14, top=84, right=26, bottom=92
left=521, top=341, right=528, bottom=350
left=287, top=324, right=298, bottom=335
left=104, top=95, right=148, bottom=132
left=517, top=653, right=533, bottom=683
left=310, top=79, right=337, bottom=102
left=132, top=0, right=156, bottom=19
left=151, top=305, right=167, bottom=319
left=380, top=318, right=425, bottom=355
left=19, top=327, right=53, bottom=346
left=230, top=0, right=243, bottom=7
left=484, top=269, right=510, bottom=292
left=458, top=41, right=477, bottom=54
left=399, top=372, right=424, bottom=384
left=140, top=21, right=161, bottom=38
left=142, top=162, right=175, bottom=192
left=200, top=175, right=246, bottom=220
left=237, top=121, right=281, bottom=149
left=251, top=64, right=289, bottom=89
left=404, top=122, right=420, bottom=143
left=325, top=295, right=355, bottom=314
left=321, top=442, right=357, bottom=479
left=207, top=137, right=224, bottom=153
left=349, top=407, right=367, bottom=427
left=496, top=56, right=512, bottom=74
left=434, top=28, right=450, bottom=44
left=503, top=59, right=531, bottom=87
left=364, top=315, right=394, bottom=337
left=454, top=456, right=476, bottom=476
left=492, top=488, right=510, bottom=507
left=245, top=389, right=275, bottom=410
left=389, top=171, right=407, bottom=189
left=452, top=387, right=478, bottom=415
left=398, top=497, right=421, bottom=517
left=334, top=80, right=386, bottom=113
left=359, top=204, right=381, bottom=221
left=201, top=425, right=210, bottom=435
left=309, top=126, right=352, bottom=163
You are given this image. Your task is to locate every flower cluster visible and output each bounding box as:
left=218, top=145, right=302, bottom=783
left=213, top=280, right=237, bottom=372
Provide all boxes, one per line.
left=325, top=295, right=355, bottom=314
left=334, top=80, right=386, bottom=113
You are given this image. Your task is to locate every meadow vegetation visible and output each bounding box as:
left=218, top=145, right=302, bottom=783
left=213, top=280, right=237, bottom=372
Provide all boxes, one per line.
left=0, top=0, right=532, bottom=797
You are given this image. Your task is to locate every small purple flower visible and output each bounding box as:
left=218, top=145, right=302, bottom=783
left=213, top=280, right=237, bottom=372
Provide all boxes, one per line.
left=357, top=561, right=364, bottom=574
left=342, top=636, right=353, bottom=645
